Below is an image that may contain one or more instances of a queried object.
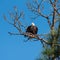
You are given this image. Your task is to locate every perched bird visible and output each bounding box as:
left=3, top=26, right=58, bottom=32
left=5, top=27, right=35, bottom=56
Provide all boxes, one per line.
left=26, top=23, right=38, bottom=34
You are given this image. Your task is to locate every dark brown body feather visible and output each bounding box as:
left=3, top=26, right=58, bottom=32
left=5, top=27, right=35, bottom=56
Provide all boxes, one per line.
left=26, top=25, right=38, bottom=34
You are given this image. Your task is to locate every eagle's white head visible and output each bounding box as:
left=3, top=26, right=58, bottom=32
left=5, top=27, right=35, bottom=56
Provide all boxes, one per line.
left=31, top=22, right=35, bottom=26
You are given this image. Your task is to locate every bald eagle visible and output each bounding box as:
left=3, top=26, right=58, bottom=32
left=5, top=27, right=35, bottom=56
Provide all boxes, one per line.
left=26, top=23, right=38, bottom=34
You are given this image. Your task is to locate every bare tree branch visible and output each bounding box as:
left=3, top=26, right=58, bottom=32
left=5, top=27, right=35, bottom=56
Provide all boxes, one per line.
left=8, top=31, right=60, bottom=46
left=27, top=0, right=52, bottom=28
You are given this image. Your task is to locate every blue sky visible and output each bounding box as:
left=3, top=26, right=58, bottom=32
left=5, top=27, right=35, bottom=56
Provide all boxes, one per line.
left=0, top=0, right=50, bottom=60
